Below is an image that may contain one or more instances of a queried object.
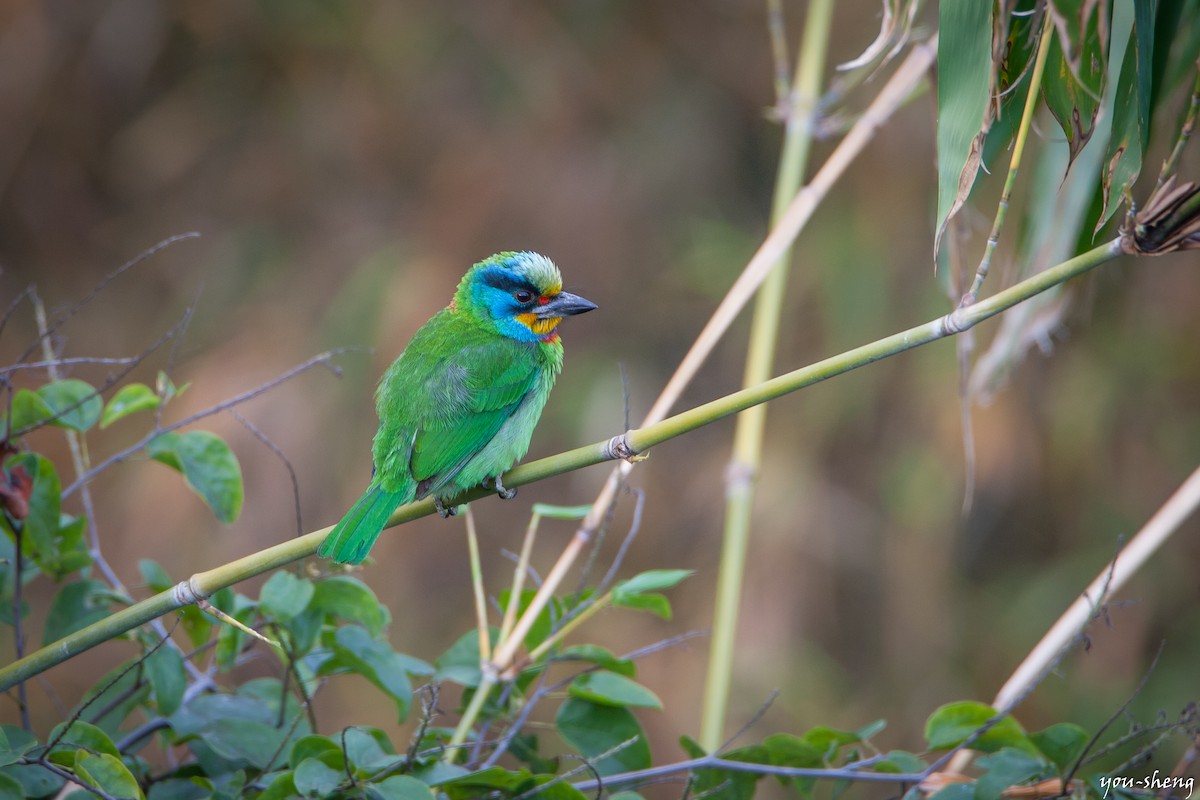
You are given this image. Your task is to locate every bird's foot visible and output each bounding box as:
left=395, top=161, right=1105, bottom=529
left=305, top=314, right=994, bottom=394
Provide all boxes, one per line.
left=490, top=475, right=517, bottom=501
left=435, top=497, right=459, bottom=518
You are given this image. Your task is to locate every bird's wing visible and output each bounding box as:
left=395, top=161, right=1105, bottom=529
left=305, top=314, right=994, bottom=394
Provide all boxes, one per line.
left=406, top=339, right=541, bottom=496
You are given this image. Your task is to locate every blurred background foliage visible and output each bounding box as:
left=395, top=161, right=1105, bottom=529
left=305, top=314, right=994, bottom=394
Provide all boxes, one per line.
left=2, top=0, right=1198, bottom=775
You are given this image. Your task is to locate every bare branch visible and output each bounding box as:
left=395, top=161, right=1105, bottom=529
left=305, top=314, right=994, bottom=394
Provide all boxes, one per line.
left=62, top=348, right=356, bottom=499
left=233, top=411, right=303, bottom=537
left=15, top=233, right=201, bottom=367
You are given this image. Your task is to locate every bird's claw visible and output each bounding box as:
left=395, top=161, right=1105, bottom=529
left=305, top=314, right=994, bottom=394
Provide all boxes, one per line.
left=435, top=497, right=459, bottom=518
left=491, top=475, right=517, bottom=501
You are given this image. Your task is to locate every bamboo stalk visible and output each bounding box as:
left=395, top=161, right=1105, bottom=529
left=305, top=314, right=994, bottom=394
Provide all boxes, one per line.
left=701, top=0, right=833, bottom=750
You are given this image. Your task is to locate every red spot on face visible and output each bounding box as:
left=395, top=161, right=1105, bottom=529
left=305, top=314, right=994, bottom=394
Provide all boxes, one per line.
left=537, top=294, right=550, bottom=305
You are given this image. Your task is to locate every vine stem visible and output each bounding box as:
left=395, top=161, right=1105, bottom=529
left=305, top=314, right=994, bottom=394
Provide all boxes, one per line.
left=0, top=237, right=1122, bottom=694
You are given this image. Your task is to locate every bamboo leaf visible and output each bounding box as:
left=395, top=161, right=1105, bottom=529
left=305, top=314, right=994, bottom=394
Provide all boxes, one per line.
left=934, top=1, right=996, bottom=259
left=1044, top=0, right=1110, bottom=165
left=1099, top=0, right=1157, bottom=228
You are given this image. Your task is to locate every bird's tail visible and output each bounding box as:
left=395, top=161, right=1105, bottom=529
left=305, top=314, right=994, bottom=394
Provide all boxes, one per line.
left=318, top=483, right=406, bottom=565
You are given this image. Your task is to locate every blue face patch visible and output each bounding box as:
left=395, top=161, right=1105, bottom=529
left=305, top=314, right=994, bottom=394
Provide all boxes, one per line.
left=470, top=266, right=542, bottom=342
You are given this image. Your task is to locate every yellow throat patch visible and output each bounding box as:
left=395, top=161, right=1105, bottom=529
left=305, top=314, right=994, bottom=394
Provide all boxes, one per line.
left=516, top=313, right=561, bottom=336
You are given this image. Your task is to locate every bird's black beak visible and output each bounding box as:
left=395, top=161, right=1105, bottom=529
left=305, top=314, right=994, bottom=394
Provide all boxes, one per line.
left=536, top=291, right=597, bottom=319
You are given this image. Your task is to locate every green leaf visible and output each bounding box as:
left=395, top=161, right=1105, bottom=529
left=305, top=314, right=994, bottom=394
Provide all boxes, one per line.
left=555, top=697, right=651, bottom=777
left=437, top=767, right=539, bottom=798
left=924, top=701, right=1038, bottom=755
left=569, top=671, right=662, bottom=709
left=555, top=644, right=636, bottom=676
left=1030, top=722, right=1089, bottom=770
left=257, top=773, right=298, bottom=800
left=148, top=431, right=243, bottom=523
left=613, top=569, right=693, bottom=596
left=612, top=569, right=692, bottom=620
left=37, top=379, right=102, bottom=432
left=101, top=383, right=160, bottom=428
left=679, top=736, right=765, bottom=799
left=365, top=775, right=435, bottom=800
left=342, top=727, right=402, bottom=773
left=43, top=580, right=115, bottom=645
left=293, top=757, right=344, bottom=798
left=2, top=727, right=65, bottom=797
left=145, top=778, right=212, bottom=800
left=801, top=725, right=862, bottom=758
left=934, top=0, right=995, bottom=259
left=762, top=732, right=823, bottom=768
left=8, top=388, right=53, bottom=430
left=975, top=748, right=1053, bottom=800
left=206, top=718, right=289, bottom=770
left=145, top=644, right=186, bottom=716
left=515, top=776, right=590, bottom=800
left=873, top=750, right=927, bottom=774
left=434, top=628, right=496, bottom=687
left=47, top=720, right=120, bottom=764
left=323, top=626, right=430, bottom=721
left=259, top=571, right=315, bottom=621
left=507, top=732, right=559, bottom=775
left=138, top=559, right=173, bottom=593
left=0, top=771, right=25, bottom=799
left=289, top=736, right=341, bottom=770
left=75, top=752, right=142, bottom=799
left=309, top=576, right=390, bottom=636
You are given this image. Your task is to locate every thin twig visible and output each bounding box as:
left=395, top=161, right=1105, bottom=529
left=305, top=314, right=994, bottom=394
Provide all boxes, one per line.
left=0, top=285, right=33, bottom=345
left=63, top=348, right=353, bottom=498
left=10, top=296, right=191, bottom=440
left=1064, top=641, right=1167, bottom=787
left=1156, top=60, right=1200, bottom=189
left=47, top=620, right=178, bottom=751
left=15, top=232, right=201, bottom=367
left=233, top=410, right=304, bottom=537
left=571, top=753, right=927, bottom=794
left=0, top=356, right=146, bottom=375
left=720, top=689, right=780, bottom=752
left=513, top=737, right=640, bottom=800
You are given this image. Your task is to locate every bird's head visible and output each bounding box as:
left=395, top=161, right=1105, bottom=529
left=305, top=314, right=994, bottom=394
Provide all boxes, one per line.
left=454, top=252, right=597, bottom=343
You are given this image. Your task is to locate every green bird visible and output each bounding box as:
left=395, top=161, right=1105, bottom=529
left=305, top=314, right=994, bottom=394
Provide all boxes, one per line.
left=319, top=251, right=597, bottom=564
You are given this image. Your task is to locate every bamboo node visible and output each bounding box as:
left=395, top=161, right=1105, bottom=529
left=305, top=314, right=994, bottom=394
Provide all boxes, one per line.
left=603, top=433, right=643, bottom=462
left=171, top=578, right=207, bottom=607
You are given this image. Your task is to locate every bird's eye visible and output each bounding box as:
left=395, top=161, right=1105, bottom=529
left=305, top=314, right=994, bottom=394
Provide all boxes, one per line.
left=514, top=290, right=534, bottom=304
